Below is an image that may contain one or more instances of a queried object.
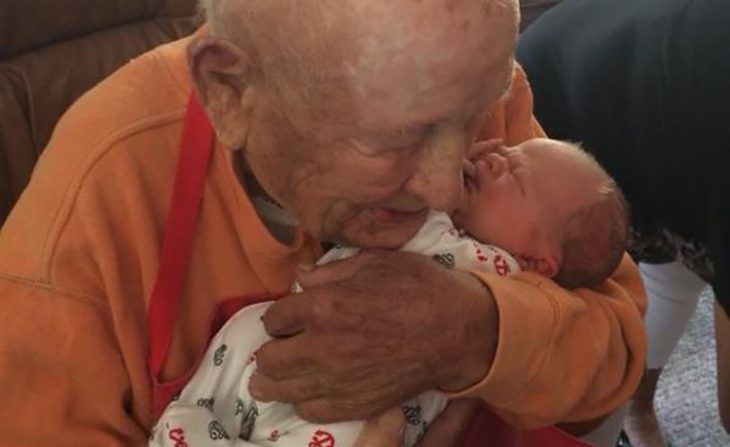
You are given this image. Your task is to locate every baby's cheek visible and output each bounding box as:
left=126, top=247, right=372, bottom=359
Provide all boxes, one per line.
left=457, top=190, right=477, bottom=216
left=459, top=205, right=491, bottom=239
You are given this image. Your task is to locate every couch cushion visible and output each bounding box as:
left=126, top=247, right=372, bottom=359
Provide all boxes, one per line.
left=0, top=13, right=198, bottom=222
left=0, top=0, right=200, bottom=59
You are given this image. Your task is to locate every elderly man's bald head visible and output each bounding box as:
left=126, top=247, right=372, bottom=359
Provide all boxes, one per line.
left=199, top=0, right=519, bottom=106
left=191, top=0, right=521, bottom=248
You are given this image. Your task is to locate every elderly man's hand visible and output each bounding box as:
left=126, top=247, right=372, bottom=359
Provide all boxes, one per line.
left=248, top=250, right=499, bottom=422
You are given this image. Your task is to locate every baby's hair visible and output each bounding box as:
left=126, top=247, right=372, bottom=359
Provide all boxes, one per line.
left=553, top=145, right=630, bottom=289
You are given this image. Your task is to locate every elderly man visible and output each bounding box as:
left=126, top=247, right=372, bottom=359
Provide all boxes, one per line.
left=0, top=0, right=645, bottom=445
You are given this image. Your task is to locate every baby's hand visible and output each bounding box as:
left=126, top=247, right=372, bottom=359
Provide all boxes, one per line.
left=463, top=157, right=492, bottom=195
left=352, top=406, right=405, bottom=447
left=467, top=138, right=504, bottom=162
left=464, top=139, right=504, bottom=194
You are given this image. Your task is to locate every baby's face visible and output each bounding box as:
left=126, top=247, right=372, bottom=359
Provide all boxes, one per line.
left=454, top=141, right=547, bottom=258
left=454, top=139, right=587, bottom=259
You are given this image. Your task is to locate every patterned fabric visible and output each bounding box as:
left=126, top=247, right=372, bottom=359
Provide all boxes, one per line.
left=628, top=227, right=714, bottom=283
left=317, top=211, right=521, bottom=279
left=149, top=302, right=371, bottom=447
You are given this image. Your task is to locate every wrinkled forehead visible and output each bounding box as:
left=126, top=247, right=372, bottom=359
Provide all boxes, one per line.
left=280, top=0, right=518, bottom=132
left=350, top=0, right=517, bottom=69
left=351, top=1, right=516, bottom=116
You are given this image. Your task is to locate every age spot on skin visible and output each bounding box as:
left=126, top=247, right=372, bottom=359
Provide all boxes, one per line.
left=444, top=0, right=466, bottom=12
left=481, top=0, right=512, bottom=18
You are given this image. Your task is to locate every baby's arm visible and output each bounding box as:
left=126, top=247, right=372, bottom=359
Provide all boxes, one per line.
left=149, top=302, right=274, bottom=446
left=149, top=302, right=369, bottom=447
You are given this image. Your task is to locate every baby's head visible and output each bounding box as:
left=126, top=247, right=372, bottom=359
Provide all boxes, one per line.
left=454, top=138, right=629, bottom=289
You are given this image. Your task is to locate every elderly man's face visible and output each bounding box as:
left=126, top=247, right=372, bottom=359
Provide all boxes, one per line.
left=241, top=2, right=517, bottom=248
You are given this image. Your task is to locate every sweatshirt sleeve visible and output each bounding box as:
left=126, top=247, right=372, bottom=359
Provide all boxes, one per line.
left=0, top=278, right=148, bottom=446
left=458, top=64, right=648, bottom=429
left=456, top=254, right=646, bottom=428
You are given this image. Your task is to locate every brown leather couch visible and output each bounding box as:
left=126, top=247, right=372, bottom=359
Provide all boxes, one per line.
left=0, top=0, right=561, bottom=224
left=0, top=0, right=201, bottom=222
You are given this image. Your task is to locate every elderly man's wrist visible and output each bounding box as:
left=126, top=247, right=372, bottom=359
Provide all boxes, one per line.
left=438, top=272, right=499, bottom=392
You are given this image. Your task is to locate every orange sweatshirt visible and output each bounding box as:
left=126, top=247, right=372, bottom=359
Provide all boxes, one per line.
left=0, top=35, right=646, bottom=446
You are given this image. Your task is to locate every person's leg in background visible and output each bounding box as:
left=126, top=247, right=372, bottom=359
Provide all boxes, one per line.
left=715, top=302, right=730, bottom=434
left=623, top=262, right=708, bottom=447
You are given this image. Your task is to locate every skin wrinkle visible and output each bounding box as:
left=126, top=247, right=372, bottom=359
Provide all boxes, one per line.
left=347, top=2, right=514, bottom=124
left=302, top=267, right=441, bottom=402
left=445, top=0, right=467, bottom=12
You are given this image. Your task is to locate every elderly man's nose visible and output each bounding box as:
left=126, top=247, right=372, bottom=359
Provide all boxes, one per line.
left=406, top=148, right=464, bottom=212
left=408, top=170, right=463, bottom=212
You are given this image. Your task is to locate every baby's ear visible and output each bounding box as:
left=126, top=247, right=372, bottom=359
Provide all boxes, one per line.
left=519, top=255, right=559, bottom=278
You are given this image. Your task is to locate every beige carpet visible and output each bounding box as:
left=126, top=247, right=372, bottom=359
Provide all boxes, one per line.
left=655, top=289, right=730, bottom=446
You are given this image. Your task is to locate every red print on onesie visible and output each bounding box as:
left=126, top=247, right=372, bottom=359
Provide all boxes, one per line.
left=309, top=429, right=335, bottom=447
left=473, top=242, right=489, bottom=262
left=493, top=255, right=511, bottom=276
left=167, top=427, right=188, bottom=447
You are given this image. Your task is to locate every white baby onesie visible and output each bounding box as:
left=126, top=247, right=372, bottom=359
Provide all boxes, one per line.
left=149, top=211, right=520, bottom=447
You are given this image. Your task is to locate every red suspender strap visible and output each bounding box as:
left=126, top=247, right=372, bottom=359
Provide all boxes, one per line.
left=462, top=407, right=596, bottom=447
left=147, top=94, right=214, bottom=414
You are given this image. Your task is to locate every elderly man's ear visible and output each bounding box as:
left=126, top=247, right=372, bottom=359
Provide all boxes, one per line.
left=188, top=36, right=258, bottom=149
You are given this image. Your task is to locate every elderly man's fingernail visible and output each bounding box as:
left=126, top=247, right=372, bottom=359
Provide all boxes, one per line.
left=298, top=262, right=314, bottom=272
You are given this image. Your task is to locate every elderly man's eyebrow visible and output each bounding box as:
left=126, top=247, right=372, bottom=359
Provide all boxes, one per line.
left=360, top=122, right=433, bottom=140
